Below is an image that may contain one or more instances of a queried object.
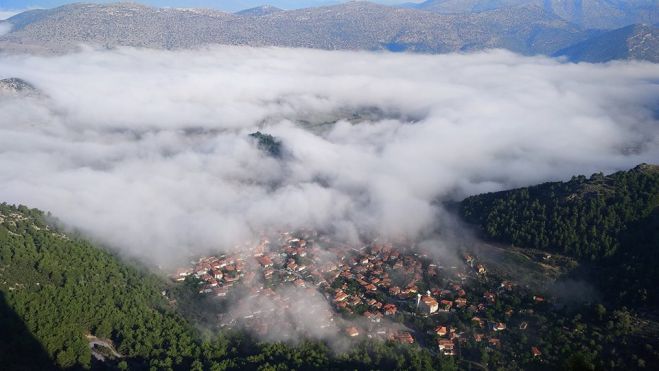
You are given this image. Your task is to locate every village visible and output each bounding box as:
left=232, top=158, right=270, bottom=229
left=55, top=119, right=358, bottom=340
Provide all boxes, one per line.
left=170, top=230, right=547, bottom=360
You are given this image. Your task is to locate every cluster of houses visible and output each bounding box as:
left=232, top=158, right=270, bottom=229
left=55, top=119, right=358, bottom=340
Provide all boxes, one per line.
left=170, top=232, right=546, bottom=358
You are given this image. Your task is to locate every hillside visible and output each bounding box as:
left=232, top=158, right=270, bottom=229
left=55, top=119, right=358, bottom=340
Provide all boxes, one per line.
left=0, top=204, right=200, bottom=369
left=459, top=164, right=659, bottom=306
left=414, top=0, right=659, bottom=29
left=0, top=204, right=454, bottom=370
left=460, top=164, right=659, bottom=259
left=554, top=24, right=659, bottom=63
left=2, top=163, right=659, bottom=369
left=0, top=2, right=590, bottom=55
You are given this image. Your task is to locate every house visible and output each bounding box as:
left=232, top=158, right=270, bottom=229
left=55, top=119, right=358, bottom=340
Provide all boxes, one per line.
left=472, top=317, right=485, bottom=328
left=395, top=332, right=414, bottom=344
left=437, top=339, right=455, bottom=356
left=439, top=299, right=453, bottom=311
left=454, top=298, right=467, bottom=308
left=224, top=274, right=239, bottom=283
left=200, top=273, right=212, bottom=282
left=383, top=303, right=397, bottom=315
left=256, top=255, right=273, bottom=267
left=345, top=326, right=360, bottom=337
left=389, top=286, right=401, bottom=296
left=477, top=264, right=487, bottom=274
left=211, top=269, right=223, bottom=280
left=488, top=338, right=500, bottom=347
left=334, top=290, right=348, bottom=302
left=531, top=347, right=542, bottom=357
left=418, top=294, right=439, bottom=314
left=434, top=325, right=448, bottom=336
left=172, top=268, right=192, bottom=281
left=473, top=333, right=484, bottom=342
left=492, top=322, right=506, bottom=331
left=364, top=311, right=382, bottom=323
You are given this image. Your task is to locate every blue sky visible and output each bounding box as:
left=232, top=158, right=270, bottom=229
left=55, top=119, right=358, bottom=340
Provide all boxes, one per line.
left=0, top=0, right=421, bottom=13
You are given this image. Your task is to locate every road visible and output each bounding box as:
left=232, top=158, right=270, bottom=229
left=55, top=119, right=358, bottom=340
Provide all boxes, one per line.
left=85, top=335, right=123, bottom=361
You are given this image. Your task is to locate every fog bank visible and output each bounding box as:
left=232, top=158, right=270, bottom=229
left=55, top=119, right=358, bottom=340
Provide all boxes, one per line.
left=0, top=46, right=657, bottom=265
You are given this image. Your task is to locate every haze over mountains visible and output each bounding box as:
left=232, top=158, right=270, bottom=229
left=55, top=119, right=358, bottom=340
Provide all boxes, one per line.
left=0, top=1, right=656, bottom=61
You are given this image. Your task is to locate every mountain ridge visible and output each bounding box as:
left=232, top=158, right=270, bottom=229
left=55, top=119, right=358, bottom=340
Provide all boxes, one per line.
left=554, top=23, right=659, bottom=63
left=413, top=0, right=659, bottom=29
left=0, top=1, right=593, bottom=56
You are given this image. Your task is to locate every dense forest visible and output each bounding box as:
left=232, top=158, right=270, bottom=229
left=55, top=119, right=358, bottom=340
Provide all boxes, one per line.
left=0, top=203, right=455, bottom=370
left=249, top=132, right=282, bottom=158
left=460, top=164, right=659, bottom=306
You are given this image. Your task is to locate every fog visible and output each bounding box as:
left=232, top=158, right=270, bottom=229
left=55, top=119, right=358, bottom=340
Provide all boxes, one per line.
left=0, top=46, right=658, bottom=266
left=0, top=22, right=12, bottom=36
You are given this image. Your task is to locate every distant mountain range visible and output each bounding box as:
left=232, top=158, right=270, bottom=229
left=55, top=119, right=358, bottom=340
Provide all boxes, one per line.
left=0, top=1, right=656, bottom=62
left=410, top=0, right=658, bottom=29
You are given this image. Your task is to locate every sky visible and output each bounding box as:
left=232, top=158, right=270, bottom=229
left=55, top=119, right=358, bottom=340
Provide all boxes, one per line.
left=1, top=46, right=657, bottom=267
left=0, top=0, right=422, bottom=14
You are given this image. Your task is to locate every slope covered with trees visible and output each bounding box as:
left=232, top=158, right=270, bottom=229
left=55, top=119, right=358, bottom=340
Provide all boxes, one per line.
left=0, top=203, right=455, bottom=370
left=460, top=164, right=659, bottom=260
left=460, top=164, right=659, bottom=306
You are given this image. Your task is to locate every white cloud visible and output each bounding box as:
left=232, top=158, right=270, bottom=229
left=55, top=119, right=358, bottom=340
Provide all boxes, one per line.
left=0, top=9, right=26, bottom=20
left=0, top=46, right=657, bottom=266
left=0, top=21, right=12, bottom=36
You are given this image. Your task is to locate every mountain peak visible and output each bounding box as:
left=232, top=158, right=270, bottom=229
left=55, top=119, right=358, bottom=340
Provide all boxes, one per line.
left=236, top=4, right=284, bottom=16
left=0, top=77, right=40, bottom=96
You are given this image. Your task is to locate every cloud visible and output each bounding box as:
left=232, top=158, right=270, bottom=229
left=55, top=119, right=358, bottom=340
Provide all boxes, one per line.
left=0, top=9, right=28, bottom=20
left=0, top=22, right=11, bottom=36
left=0, top=46, right=657, bottom=266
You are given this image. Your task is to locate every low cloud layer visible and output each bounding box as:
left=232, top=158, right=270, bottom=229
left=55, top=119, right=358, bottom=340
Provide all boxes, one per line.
left=0, top=46, right=657, bottom=265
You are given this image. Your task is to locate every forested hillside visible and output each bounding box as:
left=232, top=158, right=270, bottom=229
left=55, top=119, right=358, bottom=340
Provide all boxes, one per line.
left=460, top=164, right=659, bottom=305
left=0, top=204, right=454, bottom=370
left=460, top=164, right=659, bottom=260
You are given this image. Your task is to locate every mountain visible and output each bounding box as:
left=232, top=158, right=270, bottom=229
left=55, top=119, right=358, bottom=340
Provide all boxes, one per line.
left=0, top=2, right=591, bottom=56
left=414, top=0, right=659, bottom=29
left=236, top=5, right=283, bottom=16
left=0, top=77, right=40, bottom=96
left=554, top=24, right=659, bottom=63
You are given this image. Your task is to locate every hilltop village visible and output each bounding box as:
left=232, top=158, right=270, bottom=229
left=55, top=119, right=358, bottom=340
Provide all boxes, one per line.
left=170, top=231, right=549, bottom=360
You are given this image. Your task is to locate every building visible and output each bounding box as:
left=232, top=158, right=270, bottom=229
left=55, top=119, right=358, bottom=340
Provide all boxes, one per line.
left=438, top=339, right=455, bottom=356
left=418, top=294, right=439, bottom=314
left=345, top=326, right=360, bottom=337
left=434, top=325, right=448, bottom=336
left=383, top=303, right=397, bottom=315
